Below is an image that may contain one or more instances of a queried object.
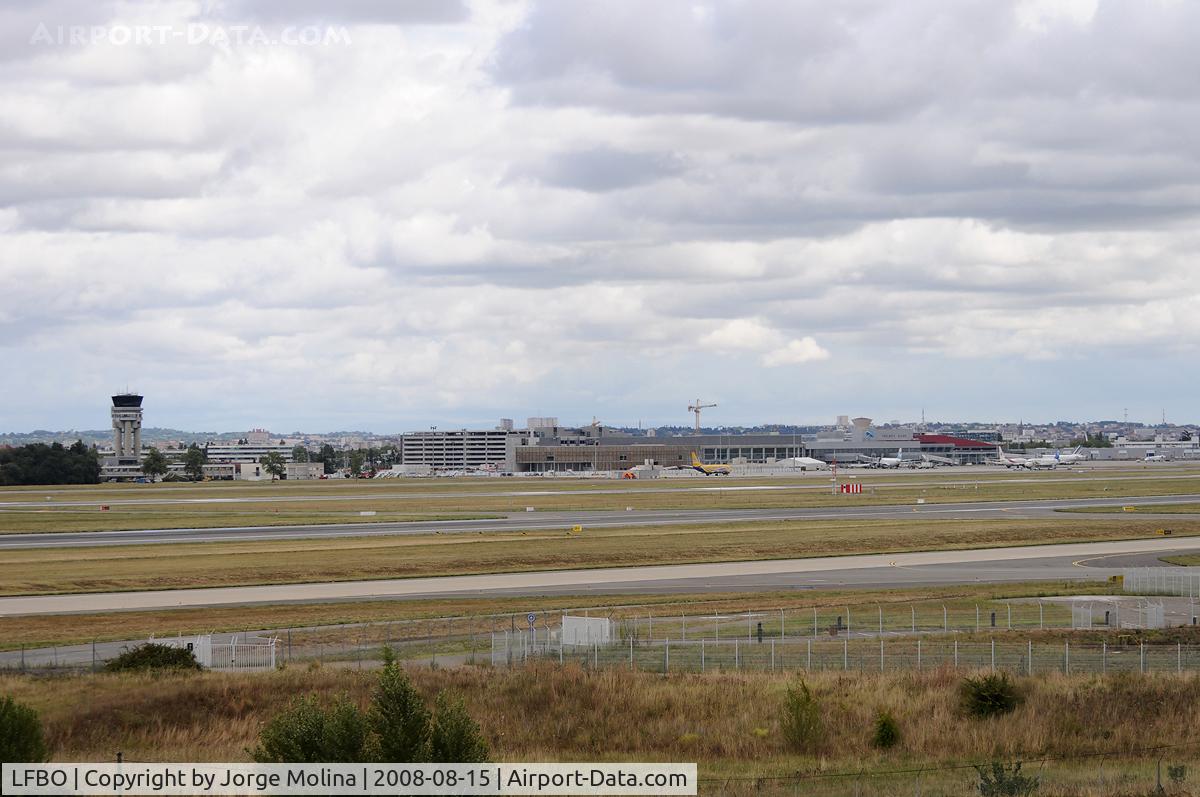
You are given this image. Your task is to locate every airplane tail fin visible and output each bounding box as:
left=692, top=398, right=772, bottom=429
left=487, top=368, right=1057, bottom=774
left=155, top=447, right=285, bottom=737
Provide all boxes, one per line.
left=690, top=451, right=702, bottom=467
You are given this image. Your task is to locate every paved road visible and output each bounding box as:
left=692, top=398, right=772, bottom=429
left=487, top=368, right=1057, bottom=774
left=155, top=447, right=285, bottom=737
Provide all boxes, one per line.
left=2, top=535, right=1199, bottom=616
left=3, top=493, right=1199, bottom=550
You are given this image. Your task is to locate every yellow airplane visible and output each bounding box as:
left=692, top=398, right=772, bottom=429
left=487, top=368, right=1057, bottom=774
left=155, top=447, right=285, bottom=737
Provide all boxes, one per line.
left=689, top=451, right=731, bottom=476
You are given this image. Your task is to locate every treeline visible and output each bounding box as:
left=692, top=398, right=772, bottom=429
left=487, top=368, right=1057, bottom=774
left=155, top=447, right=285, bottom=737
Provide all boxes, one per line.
left=293, top=444, right=401, bottom=475
left=0, top=441, right=101, bottom=485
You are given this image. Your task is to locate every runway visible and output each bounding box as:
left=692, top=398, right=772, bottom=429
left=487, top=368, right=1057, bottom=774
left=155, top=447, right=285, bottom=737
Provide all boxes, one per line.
left=3, top=493, right=1199, bottom=550
left=2, top=534, right=1198, bottom=616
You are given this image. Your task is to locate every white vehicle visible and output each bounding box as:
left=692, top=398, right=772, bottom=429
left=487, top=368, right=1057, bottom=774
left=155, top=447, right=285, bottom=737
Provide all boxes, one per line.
left=778, top=456, right=830, bottom=471
left=1145, top=452, right=1168, bottom=462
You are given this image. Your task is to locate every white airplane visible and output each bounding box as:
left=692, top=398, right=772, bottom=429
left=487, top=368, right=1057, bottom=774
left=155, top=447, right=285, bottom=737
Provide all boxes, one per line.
left=874, top=449, right=906, bottom=469
left=1055, top=446, right=1087, bottom=465
left=779, top=456, right=830, bottom=471
left=994, top=447, right=1029, bottom=469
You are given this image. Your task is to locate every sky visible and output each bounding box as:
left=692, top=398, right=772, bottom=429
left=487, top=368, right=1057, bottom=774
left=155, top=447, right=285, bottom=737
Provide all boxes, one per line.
left=1, top=0, right=1198, bottom=433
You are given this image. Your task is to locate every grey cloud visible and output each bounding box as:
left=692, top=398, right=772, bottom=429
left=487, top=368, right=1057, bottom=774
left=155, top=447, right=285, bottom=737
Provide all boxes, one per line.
left=524, top=148, right=686, bottom=193
left=214, top=0, right=469, bottom=25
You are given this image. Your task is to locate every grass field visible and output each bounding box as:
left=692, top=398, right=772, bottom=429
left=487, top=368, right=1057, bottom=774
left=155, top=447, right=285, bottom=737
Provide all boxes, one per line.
left=4, top=664, right=1199, bottom=794
left=0, top=582, right=1116, bottom=651
left=1058, top=503, right=1200, bottom=515
left=3, top=516, right=1194, bottom=597
left=1161, top=554, right=1200, bottom=566
left=2, top=468, right=1200, bottom=534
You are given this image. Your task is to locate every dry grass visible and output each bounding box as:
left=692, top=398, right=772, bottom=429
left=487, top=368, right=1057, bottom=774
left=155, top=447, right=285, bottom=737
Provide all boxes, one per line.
left=3, top=517, right=1195, bottom=596
left=1058, top=503, right=1200, bottom=515
left=3, top=663, right=1199, bottom=793
left=0, top=581, right=1109, bottom=651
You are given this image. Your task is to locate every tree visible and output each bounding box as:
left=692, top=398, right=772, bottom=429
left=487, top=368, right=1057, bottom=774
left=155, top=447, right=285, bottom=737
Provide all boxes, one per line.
left=370, top=651, right=430, bottom=762
left=0, top=696, right=48, bottom=763
left=141, top=447, right=168, bottom=481
left=252, top=696, right=369, bottom=763
left=429, top=692, right=489, bottom=763
left=349, top=450, right=365, bottom=477
left=182, top=444, right=207, bottom=481
left=0, top=442, right=100, bottom=486
left=319, top=444, right=339, bottom=474
left=260, top=452, right=286, bottom=481
left=291, top=445, right=309, bottom=463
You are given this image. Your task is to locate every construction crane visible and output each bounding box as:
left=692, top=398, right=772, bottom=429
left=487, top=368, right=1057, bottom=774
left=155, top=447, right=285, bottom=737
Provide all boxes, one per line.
left=688, top=399, right=716, bottom=433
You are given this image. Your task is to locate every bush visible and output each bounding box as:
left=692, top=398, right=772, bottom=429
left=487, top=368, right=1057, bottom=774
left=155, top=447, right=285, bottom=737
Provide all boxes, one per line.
left=780, top=680, right=823, bottom=752
left=252, top=696, right=369, bottom=763
left=871, top=709, right=900, bottom=749
left=0, top=696, right=48, bottom=762
left=370, top=654, right=431, bottom=762
left=104, top=643, right=202, bottom=672
left=975, top=761, right=1039, bottom=796
left=959, top=673, right=1021, bottom=719
left=430, top=692, right=489, bottom=763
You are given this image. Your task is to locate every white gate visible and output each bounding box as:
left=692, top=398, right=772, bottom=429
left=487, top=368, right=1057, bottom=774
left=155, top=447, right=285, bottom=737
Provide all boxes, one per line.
left=158, top=635, right=276, bottom=670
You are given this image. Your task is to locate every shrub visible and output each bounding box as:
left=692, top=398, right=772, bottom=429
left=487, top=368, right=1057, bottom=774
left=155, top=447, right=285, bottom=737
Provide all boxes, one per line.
left=0, top=696, right=48, bottom=763
left=1168, top=764, right=1187, bottom=785
left=252, top=696, right=368, bottom=763
left=959, top=673, right=1021, bottom=719
left=430, top=692, right=490, bottom=763
left=779, top=680, right=823, bottom=752
left=871, top=709, right=900, bottom=749
left=104, top=643, right=202, bottom=672
left=975, top=761, right=1039, bottom=796
left=370, top=654, right=431, bottom=762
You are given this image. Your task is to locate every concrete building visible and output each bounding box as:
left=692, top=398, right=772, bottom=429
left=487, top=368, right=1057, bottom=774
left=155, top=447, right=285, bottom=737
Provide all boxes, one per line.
left=203, top=441, right=293, bottom=465
left=100, top=393, right=145, bottom=480
left=401, top=429, right=516, bottom=469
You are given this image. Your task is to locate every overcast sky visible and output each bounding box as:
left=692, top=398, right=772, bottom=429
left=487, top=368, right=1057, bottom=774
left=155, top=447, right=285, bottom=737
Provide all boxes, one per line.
left=2, top=0, right=1197, bottom=433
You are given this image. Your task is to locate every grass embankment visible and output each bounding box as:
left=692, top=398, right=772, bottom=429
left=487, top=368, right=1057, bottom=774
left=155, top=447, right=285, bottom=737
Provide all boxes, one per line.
left=1161, top=554, right=1200, bottom=566
left=0, top=582, right=1111, bottom=651
left=3, top=517, right=1194, bottom=597
left=3, top=469, right=1200, bottom=534
left=1058, top=503, right=1200, bottom=515
left=4, top=665, right=1199, bottom=794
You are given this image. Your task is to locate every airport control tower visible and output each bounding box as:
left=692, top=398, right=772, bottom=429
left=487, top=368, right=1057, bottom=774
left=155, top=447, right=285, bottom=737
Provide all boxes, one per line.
left=111, top=393, right=144, bottom=459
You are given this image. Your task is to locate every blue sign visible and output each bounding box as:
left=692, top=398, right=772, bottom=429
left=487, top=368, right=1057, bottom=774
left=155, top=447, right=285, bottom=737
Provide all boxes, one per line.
left=527, top=613, right=536, bottom=628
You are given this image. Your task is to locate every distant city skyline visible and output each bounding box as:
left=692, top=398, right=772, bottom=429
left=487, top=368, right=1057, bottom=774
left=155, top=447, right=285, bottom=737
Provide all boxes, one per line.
left=2, top=2, right=1198, bottom=434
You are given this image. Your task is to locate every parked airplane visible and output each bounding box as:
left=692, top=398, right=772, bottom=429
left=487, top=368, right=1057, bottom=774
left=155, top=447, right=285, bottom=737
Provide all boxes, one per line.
left=689, top=451, right=732, bottom=476
left=1055, top=446, right=1087, bottom=465
left=872, top=449, right=906, bottom=469
left=993, top=447, right=1029, bottom=469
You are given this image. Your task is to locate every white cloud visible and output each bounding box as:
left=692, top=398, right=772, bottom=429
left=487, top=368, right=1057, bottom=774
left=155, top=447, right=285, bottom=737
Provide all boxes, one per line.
left=762, top=338, right=831, bottom=367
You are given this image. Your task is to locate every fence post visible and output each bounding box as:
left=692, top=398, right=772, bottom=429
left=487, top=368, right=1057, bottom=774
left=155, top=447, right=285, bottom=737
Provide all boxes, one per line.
left=807, top=639, right=812, bottom=671
left=879, top=638, right=884, bottom=672
left=975, top=605, right=980, bottom=633
left=1039, top=601, right=1044, bottom=630
left=954, top=639, right=958, bottom=669
left=681, top=614, right=686, bottom=641
left=780, top=608, right=785, bottom=640
left=1007, top=603, right=1012, bottom=630
left=701, top=639, right=705, bottom=672
left=847, top=606, right=852, bottom=635
left=1028, top=639, right=1033, bottom=675
left=665, top=639, right=669, bottom=673
left=878, top=605, right=883, bottom=635
left=843, top=638, right=848, bottom=670
left=917, top=639, right=922, bottom=670
left=991, top=639, right=995, bottom=672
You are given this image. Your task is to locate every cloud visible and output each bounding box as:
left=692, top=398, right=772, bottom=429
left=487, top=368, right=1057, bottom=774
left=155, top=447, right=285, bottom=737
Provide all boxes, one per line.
left=762, top=338, right=831, bottom=367
left=1, top=0, right=1199, bottom=430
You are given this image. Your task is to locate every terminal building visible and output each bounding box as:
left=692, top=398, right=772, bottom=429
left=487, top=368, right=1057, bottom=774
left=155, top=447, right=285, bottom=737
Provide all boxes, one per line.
left=397, top=416, right=999, bottom=474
